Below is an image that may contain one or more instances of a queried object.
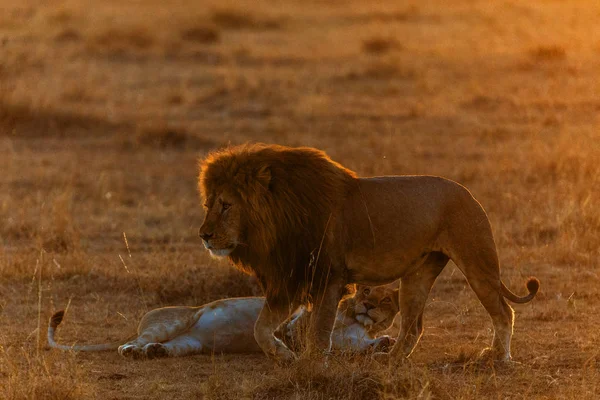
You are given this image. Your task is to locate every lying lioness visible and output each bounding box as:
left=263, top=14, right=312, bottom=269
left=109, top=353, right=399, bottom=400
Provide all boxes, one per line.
left=48, top=283, right=399, bottom=358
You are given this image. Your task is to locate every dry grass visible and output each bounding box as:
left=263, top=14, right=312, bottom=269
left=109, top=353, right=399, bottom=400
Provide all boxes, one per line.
left=343, top=59, right=416, bottom=81
left=362, top=37, right=402, bottom=55
left=125, top=123, right=214, bottom=151
left=180, top=25, right=220, bottom=44
left=54, top=28, right=82, bottom=43
left=89, top=26, right=156, bottom=55
left=0, top=349, right=94, bottom=399
left=529, top=45, right=568, bottom=62
left=210, top=9, right=283, bottom=30
left=1, top=0, right=600, bottom=398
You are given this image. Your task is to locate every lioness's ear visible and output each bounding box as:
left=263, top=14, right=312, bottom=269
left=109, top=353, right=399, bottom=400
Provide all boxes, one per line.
left=392, top=288, right=400, bottom=308
left=341, top=284, right=356, bottom=300
left=256, top=165, right=272, bottom=190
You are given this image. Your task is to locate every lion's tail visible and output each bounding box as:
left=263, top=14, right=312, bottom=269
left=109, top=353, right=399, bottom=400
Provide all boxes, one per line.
left=500, top=277, right=540, bottom=304
left=48, top=310, right=123, bottom=352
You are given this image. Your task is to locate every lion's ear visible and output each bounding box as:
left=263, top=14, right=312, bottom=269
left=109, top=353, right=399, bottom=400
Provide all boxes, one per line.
left=256, top=165, right=272, bottom=190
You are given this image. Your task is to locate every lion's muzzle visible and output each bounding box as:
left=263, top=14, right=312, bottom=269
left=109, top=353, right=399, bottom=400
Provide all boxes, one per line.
left=198, top=228, right=214, bottom=242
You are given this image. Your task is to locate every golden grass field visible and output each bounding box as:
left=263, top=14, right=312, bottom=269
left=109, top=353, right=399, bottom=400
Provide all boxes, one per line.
left=1, top=0, right=599, bottom=398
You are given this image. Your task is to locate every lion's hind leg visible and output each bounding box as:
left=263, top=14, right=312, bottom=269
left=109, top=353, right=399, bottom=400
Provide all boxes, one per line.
left=465, top=275, right=514, bottom=362
left=451, top=244, right=514, bottom=361
left=387, top=252, right=448, bottom=361
left=444, top=195, right=516, bottom=362
left=467, top=278, right=514, bottom=362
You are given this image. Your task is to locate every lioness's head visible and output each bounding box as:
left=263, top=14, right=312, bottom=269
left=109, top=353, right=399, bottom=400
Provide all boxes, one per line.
left=352, top=282, right=399, bottom=334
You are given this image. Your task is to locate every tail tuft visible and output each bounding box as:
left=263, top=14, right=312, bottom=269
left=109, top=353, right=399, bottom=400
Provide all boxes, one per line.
left=526, top=277, right=540, bottom=295
left=50, top=310, right=65, bottom=329
left=500, top=276, right=540, bottom=304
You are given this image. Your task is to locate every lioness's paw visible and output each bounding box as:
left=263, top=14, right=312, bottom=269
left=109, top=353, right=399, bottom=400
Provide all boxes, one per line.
left=144, top=343, right=168, bottom=359
left=371, top=336, right=397, bottom=353
left=119, top=344, right=143, bottom=359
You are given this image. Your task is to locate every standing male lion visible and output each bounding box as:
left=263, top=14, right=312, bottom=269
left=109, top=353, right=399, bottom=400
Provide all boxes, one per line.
left=198, top=143, right=539, bottom=364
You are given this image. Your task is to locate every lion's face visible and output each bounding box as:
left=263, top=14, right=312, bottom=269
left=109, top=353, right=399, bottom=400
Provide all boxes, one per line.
left=198, top=187, right=243, bottom=257
left=353, top=282, right=399, bottom=334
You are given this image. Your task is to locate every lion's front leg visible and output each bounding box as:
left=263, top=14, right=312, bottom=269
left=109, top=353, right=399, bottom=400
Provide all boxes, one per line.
left=307, top=279, right=345, bottom=356
left=254, top=299, right=297, bottom=364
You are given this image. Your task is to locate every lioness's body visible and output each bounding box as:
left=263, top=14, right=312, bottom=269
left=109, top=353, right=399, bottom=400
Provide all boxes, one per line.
left=48, top=287, right=398, bottom=358
left=120, top=298, right=264, bottom=357
left=48, top=298, right=264, bottom=357
left=198, top=144, right=539, bottom=364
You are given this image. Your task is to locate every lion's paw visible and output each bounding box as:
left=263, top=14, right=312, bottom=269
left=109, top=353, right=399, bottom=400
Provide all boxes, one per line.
left=144, top=343, right=168, bottom=359
left=478, top=347, right=511, bottom=363
left=272, top=343, right=298, bottom=366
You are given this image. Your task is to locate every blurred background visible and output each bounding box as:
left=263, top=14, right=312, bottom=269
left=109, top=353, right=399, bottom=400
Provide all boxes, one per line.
left=1, top=0, right=599, bottom=398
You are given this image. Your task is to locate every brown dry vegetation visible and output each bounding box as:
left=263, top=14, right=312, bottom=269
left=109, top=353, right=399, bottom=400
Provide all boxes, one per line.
left=1, top=0, right=599, bottom=399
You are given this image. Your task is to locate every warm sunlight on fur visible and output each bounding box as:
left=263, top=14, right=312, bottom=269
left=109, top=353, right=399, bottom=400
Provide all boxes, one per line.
left=1, top=0, right=599, bottom=398
left=48, top=284, right=398, bottom=357
left=198, top=144, right=539, bottom=364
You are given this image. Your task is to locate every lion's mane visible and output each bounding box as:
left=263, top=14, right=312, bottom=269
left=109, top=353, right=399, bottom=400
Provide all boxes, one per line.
left=199, top=144, right=357, bottom=302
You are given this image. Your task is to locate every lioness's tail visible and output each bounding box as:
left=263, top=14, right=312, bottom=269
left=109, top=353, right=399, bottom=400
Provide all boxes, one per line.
left=48, top=310, right=123, bottom=352
left=500, top=277, right=540, bottom=304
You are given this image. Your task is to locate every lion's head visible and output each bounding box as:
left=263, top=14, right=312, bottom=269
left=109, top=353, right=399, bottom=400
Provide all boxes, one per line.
left=352, top=282, right=399, bottom=334
left=198, top=143, right=357, bottom=299
left=198, top=183, right=244, bottom=258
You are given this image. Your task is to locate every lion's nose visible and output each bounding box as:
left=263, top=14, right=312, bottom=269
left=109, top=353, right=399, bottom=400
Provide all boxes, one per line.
left=199, top=229, right=214, bottom=241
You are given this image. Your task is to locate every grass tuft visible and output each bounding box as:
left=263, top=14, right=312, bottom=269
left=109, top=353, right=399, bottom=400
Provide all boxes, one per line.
left=37, top=191, right=80, bottom=254
left=529, top=45, right=567, bottom=61
left=211, top=9, right=282, bottom=30
left=134, top=125, right=189, bottom=148
left=344, top=60, right=415, bottom=80
left=0, top=347, right=93, bottom=399
left=54, top=28, right=82, bottom=43
left=362, top=37, right=402, bottom=54
left=0, top=99, right=121, bottom=138
left=180, top=25, right=220, bottom=44
left=90, top=26, right=156, bottom=54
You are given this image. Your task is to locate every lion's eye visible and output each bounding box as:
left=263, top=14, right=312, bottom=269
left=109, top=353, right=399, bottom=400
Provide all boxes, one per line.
left=222, top=203, right=231, bottom=211
left=381, top=297, right=391, bottom=304
left=363, top=288, right=370, bottom=296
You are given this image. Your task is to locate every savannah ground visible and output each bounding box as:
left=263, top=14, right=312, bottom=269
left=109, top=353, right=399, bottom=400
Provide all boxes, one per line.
left=1, top=0, right=599, bottom=398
